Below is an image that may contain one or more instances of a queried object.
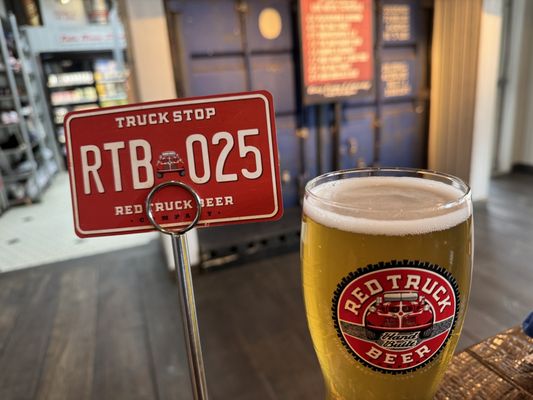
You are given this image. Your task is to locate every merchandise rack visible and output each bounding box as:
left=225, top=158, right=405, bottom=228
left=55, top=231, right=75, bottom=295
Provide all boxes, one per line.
left=0, top=15, right=61, bottom=206
left=42, top=55, right=128, bottom=157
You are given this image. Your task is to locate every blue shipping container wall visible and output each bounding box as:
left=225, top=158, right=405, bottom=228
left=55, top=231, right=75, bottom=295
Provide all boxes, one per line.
left=167, top=0, right=430, bottom=208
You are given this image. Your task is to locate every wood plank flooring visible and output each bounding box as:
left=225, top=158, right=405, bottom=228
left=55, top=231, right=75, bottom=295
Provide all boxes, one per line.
left=0, top=172, right=532, bottom=399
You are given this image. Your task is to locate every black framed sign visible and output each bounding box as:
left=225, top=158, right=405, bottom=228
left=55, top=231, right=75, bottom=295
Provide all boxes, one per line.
left=298, top=0, right=374, bottom=105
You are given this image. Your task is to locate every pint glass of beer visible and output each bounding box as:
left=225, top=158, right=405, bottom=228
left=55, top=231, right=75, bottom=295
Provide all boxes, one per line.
left=301, top=168, right=472, bottom=399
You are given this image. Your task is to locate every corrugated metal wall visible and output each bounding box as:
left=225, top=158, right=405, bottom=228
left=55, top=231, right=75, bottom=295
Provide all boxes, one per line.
left=428, top=0, right=482, bottom=183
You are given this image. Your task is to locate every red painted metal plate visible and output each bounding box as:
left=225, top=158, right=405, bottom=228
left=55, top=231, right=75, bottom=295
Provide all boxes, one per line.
left=65, top=91, right=282, bottom=238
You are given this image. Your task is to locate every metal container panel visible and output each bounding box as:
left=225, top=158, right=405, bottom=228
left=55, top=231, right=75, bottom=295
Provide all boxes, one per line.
left=276, top=115, right=300, bottom=208
left=339, top=107, right=375, bottom=169
left=379, top=102, right=423, bottom=167
left=177, top=0, right=243, bottom=54
left=189, top=57, right=247, bottom=96
left=315, top=105, right=334, bottom=174
left=251, top=54, right=296, bottom=114
left=303, top=107, right=318, bottom=181
left=344, top=84, right=377, bottom=107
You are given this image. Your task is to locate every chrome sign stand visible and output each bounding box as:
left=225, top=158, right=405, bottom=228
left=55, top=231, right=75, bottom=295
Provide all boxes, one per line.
left=145, top=181, right=208, bottom=400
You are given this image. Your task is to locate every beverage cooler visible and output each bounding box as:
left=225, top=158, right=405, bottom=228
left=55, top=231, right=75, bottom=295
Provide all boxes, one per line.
left=41, top=53, right=128, bottom=158
left=21, top=7, right=129, bottom=164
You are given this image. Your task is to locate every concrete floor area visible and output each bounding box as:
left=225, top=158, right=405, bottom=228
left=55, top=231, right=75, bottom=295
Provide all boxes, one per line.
left=0, top=172, right=157, bottom=273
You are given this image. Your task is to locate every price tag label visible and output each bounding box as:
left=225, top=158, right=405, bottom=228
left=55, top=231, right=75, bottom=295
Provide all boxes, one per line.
left=65, top=91, right=282, bottom=238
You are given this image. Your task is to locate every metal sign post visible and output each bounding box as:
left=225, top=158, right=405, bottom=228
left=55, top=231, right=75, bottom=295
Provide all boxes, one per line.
left=145, top=181, right=209, bottom=400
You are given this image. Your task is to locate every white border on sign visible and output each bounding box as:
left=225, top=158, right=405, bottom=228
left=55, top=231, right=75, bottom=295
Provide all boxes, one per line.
left=65, top=93, right=279, bottom=236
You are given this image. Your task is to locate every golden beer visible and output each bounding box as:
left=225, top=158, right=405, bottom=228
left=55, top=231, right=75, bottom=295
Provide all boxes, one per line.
left=301, top=169, right=472, bottom=400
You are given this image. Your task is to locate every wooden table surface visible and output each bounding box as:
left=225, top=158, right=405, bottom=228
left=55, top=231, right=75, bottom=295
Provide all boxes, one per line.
left=1, top=172, right=532, bottom=399
left=436, top=327, right=533, bottom=399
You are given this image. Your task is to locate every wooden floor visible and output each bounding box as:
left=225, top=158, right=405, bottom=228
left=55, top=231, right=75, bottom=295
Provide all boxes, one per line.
left=0, top=172, right=532, bottom=400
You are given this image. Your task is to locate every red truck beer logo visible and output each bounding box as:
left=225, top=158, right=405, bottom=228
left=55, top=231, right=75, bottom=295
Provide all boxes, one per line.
left=156, top=151, right=186, bottom=178
left=333, top=260, right=459, bottom=374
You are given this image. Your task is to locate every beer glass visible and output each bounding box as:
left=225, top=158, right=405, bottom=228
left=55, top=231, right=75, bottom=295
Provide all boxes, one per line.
left=301, top=168, right=472, bottom=400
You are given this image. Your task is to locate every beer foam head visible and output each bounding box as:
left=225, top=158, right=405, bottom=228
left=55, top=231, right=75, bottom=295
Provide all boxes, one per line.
left=304, top=176, right=471, bottom=235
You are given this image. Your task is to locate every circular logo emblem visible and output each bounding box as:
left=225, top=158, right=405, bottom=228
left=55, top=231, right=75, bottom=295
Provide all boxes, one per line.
left=258, top=8, right=282, bottom=40
left=333, top=260, right=459, bottom=374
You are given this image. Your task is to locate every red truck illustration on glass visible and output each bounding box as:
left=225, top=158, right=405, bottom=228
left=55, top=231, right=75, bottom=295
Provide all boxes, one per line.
left=156, top=151, right=186, bottom=178
left=365, top=291, right=434, bottom=340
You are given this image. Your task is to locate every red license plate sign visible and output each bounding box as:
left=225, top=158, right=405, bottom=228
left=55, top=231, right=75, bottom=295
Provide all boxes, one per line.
left=65, top=91, right=282, bottom=238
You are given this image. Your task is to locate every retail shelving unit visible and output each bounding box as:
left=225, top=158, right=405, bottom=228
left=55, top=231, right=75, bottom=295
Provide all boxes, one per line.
left=12, top=14, right=63, bottom=170
left=43, top=56, right=128, bottom=157
left=0, top=16, right=60, bottom=206
left=0, top=173, right=8, bottom=214
left=47, top=67, right=99, bottom=151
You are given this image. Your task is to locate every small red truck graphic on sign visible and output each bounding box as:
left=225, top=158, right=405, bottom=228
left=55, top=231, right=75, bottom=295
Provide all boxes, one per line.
left=365, top=291, right=434, bottom=340
left=156, top=151, right=186, bottom=178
